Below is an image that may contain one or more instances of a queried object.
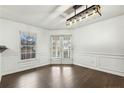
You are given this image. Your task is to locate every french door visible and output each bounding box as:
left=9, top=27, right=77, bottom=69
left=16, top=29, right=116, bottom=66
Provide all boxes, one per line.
left=50, top=35, right=73, bottom=64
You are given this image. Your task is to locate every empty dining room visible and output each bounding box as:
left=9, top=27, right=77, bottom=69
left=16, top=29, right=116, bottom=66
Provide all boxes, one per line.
left=0, top=4, right=124, bottom=88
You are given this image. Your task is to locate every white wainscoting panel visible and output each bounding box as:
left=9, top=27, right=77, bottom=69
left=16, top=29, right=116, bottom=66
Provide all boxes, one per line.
left=74, top=52, right=124, bottom=77
left=75, top=54, right=97, bottom=67
left=2, top=53, right=49, bottom=75
left=99, top=56, right=124, bottom=73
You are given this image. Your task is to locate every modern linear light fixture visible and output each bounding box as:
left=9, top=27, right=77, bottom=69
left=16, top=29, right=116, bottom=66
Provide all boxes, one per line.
left=66, top=5, right=102, bottom=27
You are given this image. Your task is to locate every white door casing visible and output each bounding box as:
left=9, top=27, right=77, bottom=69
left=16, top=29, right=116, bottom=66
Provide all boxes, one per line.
left=50, top=35, right=73, bottom=64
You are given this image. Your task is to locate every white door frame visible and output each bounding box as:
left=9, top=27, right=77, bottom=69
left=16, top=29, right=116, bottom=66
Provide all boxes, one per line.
left=50, top=35, right=73, bottom=64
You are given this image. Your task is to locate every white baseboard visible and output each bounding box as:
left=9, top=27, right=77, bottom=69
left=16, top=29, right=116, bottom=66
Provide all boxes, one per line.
left=2, top=63, right=49, bottom=76
left=74, top=63, right=124, bottom=77
left=2, top=62, right=124, bottom=78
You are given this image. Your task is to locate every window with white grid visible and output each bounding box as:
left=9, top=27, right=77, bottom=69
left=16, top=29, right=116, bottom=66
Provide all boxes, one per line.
left=20, top=32, right=36, bottom=60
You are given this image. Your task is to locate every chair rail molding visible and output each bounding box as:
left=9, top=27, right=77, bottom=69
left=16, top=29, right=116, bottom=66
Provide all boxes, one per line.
left=73, top=51, right=124, bottom=77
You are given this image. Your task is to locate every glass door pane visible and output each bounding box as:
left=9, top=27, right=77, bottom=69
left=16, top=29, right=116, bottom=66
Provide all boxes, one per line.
left=50, top=35, right=72, bottom=64
left=50, top=35, right=62, bottom=64
left=61, top=35, right=72, bottom=64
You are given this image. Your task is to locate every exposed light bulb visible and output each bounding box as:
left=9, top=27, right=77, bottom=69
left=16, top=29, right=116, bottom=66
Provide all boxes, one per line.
left=79, top=16, right=82, bottom=21
left=73, top=18, right=77, bottom=23
left=66, top=21, right=71, bottom=27
left=85, top=14, right=88, bottom=19
left=93, top=10, right=96, bottom=15
left=69, top=21, right=72, bottom=26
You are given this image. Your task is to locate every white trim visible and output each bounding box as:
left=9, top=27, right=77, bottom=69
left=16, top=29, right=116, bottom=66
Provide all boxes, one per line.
left=74, top=63, right=124, bottom=77
left=74, top=51, right=124, bottom=57
left=73, top=51, right=124, bottom=77
left=50, top=35, right=73, bottom=64
left=2, top=63, right=49, bottom=76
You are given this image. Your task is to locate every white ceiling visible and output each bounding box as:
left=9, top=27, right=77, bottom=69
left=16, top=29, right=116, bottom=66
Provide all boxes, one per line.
left=0, top=5, right=124, bottom=30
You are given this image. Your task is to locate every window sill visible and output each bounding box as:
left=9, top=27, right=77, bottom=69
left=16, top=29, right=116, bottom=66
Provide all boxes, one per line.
left=19, top=58, right=38, bottom=63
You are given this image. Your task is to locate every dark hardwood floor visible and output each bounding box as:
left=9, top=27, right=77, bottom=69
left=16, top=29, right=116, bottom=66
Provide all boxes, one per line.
left=0, top=64, right=124, bottom=88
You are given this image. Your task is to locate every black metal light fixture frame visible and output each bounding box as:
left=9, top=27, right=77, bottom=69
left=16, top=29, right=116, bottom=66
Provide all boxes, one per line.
left=66, top=5, right=101, bottom=26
